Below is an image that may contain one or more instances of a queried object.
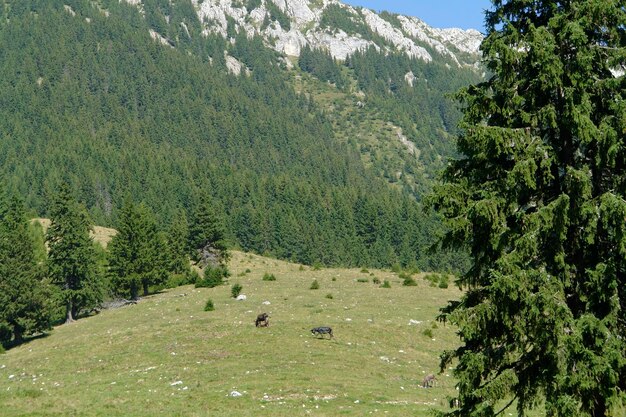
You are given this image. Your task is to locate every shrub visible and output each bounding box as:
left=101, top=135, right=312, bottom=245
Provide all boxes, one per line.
left=204, top=299, right=214, bottom=311
left=299, top=265, right=305, bottom=271
left=245, top=268, right=251, bottom=273
left=357, top=278, right=369, bottom=283
left=424, top=273, right=440, bottom=287
left=391, top=263, right=402, bottom=273
left=360, top=268, right=369, bottom=273
left=381, top=280, right=391, bottom=288
left=231, top=283, right=243, bottom=298
left=422, top=328, right=434, bottom=338
left=196, top=266, right=230, bottom=288
left=262, top=273, right=277, bottom=281
left=310, top=279, right=320, bottom=290
left=438, top=276, right=449, bottom=289
left=331, top=277, right=337, bottom=282
left=325, top=293, right=333, bottom=299
left=372, top=277, right=381, bottom=284
left=402, top=276, right=418, bottom=286
left=165, top=269, right=197, bottom=289
left=312, top=261, right=322, bottom=271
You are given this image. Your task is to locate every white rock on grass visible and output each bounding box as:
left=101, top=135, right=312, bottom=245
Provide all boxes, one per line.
left=230, top=390, right=243, bottom=397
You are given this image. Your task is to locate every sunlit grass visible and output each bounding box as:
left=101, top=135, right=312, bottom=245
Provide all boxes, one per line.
left=0, top=251, right=464, bottom=416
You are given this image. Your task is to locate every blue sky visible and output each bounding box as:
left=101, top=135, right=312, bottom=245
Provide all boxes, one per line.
left=341, top=0, right=493, bottom=31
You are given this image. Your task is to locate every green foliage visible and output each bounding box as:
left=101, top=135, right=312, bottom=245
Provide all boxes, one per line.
left=164, top=209, right=190, bottom=275
left=107, top=199, right=168, bottom=300
left=319, top=4, right=367, bottom=35
left=188, top=193, right=229, bottom=268
left=46, top=184, right=103, bottom=323
left=401, top=276, right=417, bottom=286
left=310, top=279, right=320, bottom=290
left=312, top=262, right=322, bottom=271
left=0, top=192, right=51, bottom=346
left=430, top=2, right=626, bottom=415
left=203, top=298, right=214, bottom=312
left=360, top=268, right=369, bottom=273
left=437, top=276, right=448, bottom=289
left=325, top=293, right=333, bottom=299
left=245, top=0, right=261, bottom=12
left=356, top=278, right=368, bottom=283
left=372, top=277, right=380, bottom=284
left=165, top=269, right=199, bottom=289
left=0, top=0, right=471, bottom=273
left=230, top=283, right=243, bottom=298
left=262, top=273, right=276, bottom=281
left=421, top=328, right=433, bottom=338
left=299, top=45, right=346, bottom=88
left=195, top=265, right=229, bottom=289
left=380, top=280, right=391, bottom=288
left=265, top=1, right=290, bottom=30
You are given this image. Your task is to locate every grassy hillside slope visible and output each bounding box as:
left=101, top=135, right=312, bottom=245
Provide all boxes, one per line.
left=0, top=251, right=462, bottom=416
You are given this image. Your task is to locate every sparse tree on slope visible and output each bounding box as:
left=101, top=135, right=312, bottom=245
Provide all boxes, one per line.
left=47, top=184, right=103, bottom=323
left=430, top=1, right=626, bottom=416
left=0, top=194, right=51, bottom=346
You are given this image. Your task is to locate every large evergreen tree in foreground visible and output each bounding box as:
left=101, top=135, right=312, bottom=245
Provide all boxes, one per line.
left=430, top=1, right=626, bottom=416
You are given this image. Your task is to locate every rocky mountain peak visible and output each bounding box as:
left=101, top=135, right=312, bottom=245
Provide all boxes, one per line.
left=120, top=0, right=483, bottom=66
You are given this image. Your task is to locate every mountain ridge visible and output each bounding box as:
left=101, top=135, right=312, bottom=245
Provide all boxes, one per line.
left=118, top=0, right=483, bottom=65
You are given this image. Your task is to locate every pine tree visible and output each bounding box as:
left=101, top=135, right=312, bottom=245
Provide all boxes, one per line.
left=0, top=194, right=51, bottom=346
left=165, top=209, right=190, bottom=275
left=47, top=184, right=102, bottom=324
left=188, top=193, right=229, bottom=268
left=430, top=2, right=626, bottom=416
left=108, top=199, right=167, bottom=299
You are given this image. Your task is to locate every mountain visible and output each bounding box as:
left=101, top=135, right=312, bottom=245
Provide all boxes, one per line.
left=0, top=0, right=481, bottom=271
left=184, top=0, right=483, bottom=64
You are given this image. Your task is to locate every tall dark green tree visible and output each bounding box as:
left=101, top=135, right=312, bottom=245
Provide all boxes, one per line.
left=108, top=199, right=167, bottom=300
left=165, top=208, right=190, bottom=275
left=47, top=184, right=103, bottom=323
left=430, top=1, right=626, bottom=416
left=188, top=193, right=229, bottom=268
left=0, top=194, right=51, bottom=346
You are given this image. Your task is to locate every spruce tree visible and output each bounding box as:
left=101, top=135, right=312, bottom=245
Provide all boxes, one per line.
left=165, top=209, right=190, bottom=275
left=188, top=193, right=229, bottom=268
left=108, top=199, right=167, bottom=299
left=430, top=1, right=626, bottom=416
left=47, top=184, right=102, bottom=323
left=0, top=194, right=51, bottom=346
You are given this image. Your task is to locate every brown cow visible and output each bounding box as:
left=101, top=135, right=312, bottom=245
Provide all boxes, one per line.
left=422, top=373, right=437, bottom=388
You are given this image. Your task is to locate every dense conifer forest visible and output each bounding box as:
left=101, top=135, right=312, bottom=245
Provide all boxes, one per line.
left=0, top=0, right=473, bottom=271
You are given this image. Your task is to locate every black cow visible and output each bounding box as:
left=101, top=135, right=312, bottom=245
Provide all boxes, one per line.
left=255, top=313, right=270, bottom=327
left=311, top=326, right=333, bottom=338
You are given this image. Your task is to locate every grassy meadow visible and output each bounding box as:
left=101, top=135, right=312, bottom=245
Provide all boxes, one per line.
left=0, top=251, right=463, bottom=416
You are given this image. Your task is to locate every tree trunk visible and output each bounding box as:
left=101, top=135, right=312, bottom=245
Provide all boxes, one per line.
left=65, top=301, right=75, bottom=323
left=130, top=282, right=139, bottom=301
left=13, top=328, right=23, bottom=345
left=143, top=281, right=149, bottom=297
